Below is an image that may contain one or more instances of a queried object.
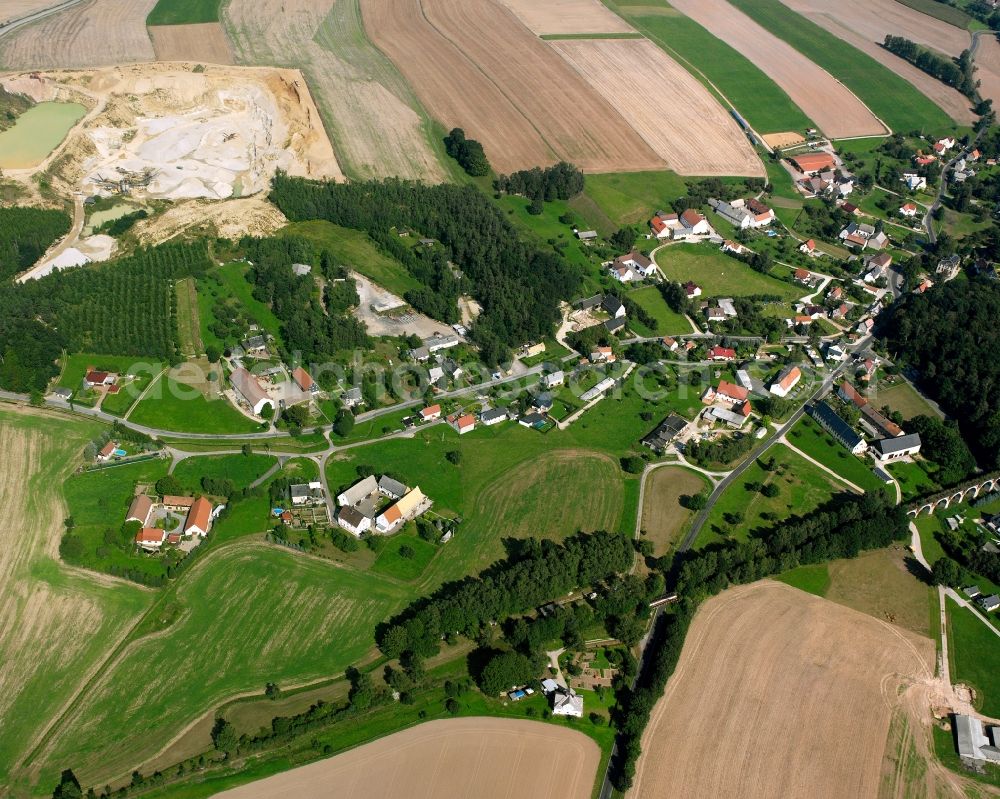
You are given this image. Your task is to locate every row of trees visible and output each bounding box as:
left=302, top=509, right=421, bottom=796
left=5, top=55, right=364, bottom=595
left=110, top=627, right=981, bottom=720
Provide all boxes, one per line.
left=268, top=174, right=581, bottom=363
left=375, top=530, right=634, bottom=659
left=610, top=493, right=908, bottom=788
left=492, top=162, right=585, bottom=202
left=0, top=206, right=71, bottom=280
left=0, top=242, right=210, bottom=392
left=875, top=278, right=1000, bottom=469
left=883, top=36, right=976, bottom=97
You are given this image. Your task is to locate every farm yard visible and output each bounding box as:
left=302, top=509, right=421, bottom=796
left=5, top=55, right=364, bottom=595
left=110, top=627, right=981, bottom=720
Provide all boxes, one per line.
left=224, top=0, right=448, bottom=181
left=0, top=0, right=156, bottom=70
left=499, top=0, right=634, bottom=36
left=213, top=718, right=600, bottom=799
left=0, top=409, right=152, bottom=795
left=666, top=0, right=886, bottom=138
left=550, top=38, right=764, bottom=176
left=776, top=0, right=977, bottom=125
left=148, top=23, right=234, bottom=64
left=731, top=0, right=958, bottom=134
left=630, top=581, right=934, bottom=799
left=362, top=0, right=663, bottom=174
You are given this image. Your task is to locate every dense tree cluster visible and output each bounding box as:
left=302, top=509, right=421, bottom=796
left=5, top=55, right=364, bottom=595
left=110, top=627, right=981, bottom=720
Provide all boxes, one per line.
left=684, top=432, right=754, bottom=467
left=376, top=531, right=633, bottom=658
left=269, top=174, right=581, bottom=362
left=0, top=206, right=71, bottom=280
left=883, top=36, right=976, bottom=96
left=493, top=162, right=584, bottom=202
left=876, top=278, right=1000, bottom=468
left=94, top=209, right=148, bottom=237
left=443, top=128, right=491, bottom=177
left=610, top=493, right=907, bottom=789
left=0, top=242, right=209, bottom=391
left=241, top=236, right=370, bottom=363
left=0, top=85, right=33, bottom=131
left=905, top=415, right=976, bottom=485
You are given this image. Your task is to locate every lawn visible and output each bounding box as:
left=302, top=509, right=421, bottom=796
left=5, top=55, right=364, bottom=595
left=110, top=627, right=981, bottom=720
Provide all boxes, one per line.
left=171, top=453, right=278, bottom=494
left=129, top=373, right=262, bottom=435
left=160, top=434, right=329, bottom=455
left=196, top=262, right=285, bottom=351
left=0, top=409, right=152, bottom=795
left=371, top=532, right=438, bottom=581
left=56, top=353, right=160, bottom=391
left=99, top=370, right=161, bottom=418
left=640, top=466, right=709, bottom=556
left=785, top=416, right=885, bottom=493
left=655, top=242, right=803, bottom=301
left=627, top=285, right=692, bottom=336
left=147, top=0, right=222, bottom=25
left=579, top=170, right=689, bottom=227
left=609, top=1, right=814, bottom=134
left=888, top=460, right=940, bottom=501
left=775, top=563, right=830, bottom=597
left=698, top=443, right=844, bottom=547
left=175, top=277, right=202, bottom=357
left=37, top=540, right=414, bottom=789
left=869, top=380, right=938, bottom=421
left=280, top=220, right=423, bottom=298
left=947, top=597, right=1000, bottom=717
left=493, top=192, right=598, bottom=273
left=730, top=0, right=956, bottom=135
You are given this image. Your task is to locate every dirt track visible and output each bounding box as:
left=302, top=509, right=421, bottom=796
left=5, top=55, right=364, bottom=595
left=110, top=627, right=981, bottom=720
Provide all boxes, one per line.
left=551, top=38, right=763, bottom=176
left=213, top=717, right=601, bottom=799
left=149, top=22, right=234, bottom=65
left=777, top=0, right=976, bottom=124
left=668, top=0, right=886, bottom=138
left=498, top=0, right=634, bottom=35
left=631, top=581, right=935, bottom=799
left=0, top=0, right=156, bottom=69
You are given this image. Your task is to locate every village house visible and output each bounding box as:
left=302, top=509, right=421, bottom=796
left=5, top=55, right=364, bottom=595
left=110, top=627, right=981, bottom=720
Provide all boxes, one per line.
left=425, top=333, right=461, bottom=353
left=683, top=281, right=702, bottom=298
left=830, top=302, right=850, bottom=320
left=162, top=495, right=195, bottom=512
left=230, top=367, right=272, bottom=416
left=183, top=496, right=213, bottom=536
left=290, top=482, right=325, bottom=506
left=799, top=239, right=818, bottom=257
left=809, top=401, right=867, bottom=455
left=736, top=369, right=753, bottom=390
left=709, top=345, right=736, bottom=362
left=705, top=401, right=752, bottom=429
left=705, top=305, right=727, bottom=323
left=419, top=404, right=441, bottom=422
left=448, top=413, right=476, bottom=435
left=721, top=239, right=747, bottom=255
left=242, top=335, right=268, bottom=355
left=937, top=254, right=961, bottom=281
left=378, top=476, right=408, bottom=501
left=480, top=407, right=509, bottom=426
left=794, top=268, right=813, bottom=284
left=901, top=172, right=927, bottom=191
left=135, top=527, right=167, bottom=551
left=337, top=506, right=371, bottom=536
left=97, top=441, right=117, bottom=462
left=661, top=336, right=679, bottom=352
left=871, top=433, right=922, bottom=463
left=609, top=251, right=656, bottom=282
left=291, top=366, right=319, bottom=395
left=522, top=342, right=546, bottom=358
left=83, top=370, right=117, bottom=389
left=769, top=365, right=801, bottom=397
left=649, top=210, right=681, bottom=239
left=341, top=386, right=363, bottom=409
left=641, top=414, right=687, bottom=454
left=954, top=714, right=1000, bottom=765
left=590, top=346, right=615, bottom=364
left=549, top=686, right=584, bottom=718
left=678, top=208, right=712, bottom=237
left=376, top=486, right=429, bottom=534
left=337, top=475, right=379, bottom=509
left=542, top=370, right=564, bottom=389
left=716, top=380, right=749, bottom=404
left=602, top=295, right=626, bottom=319
left=575, top=229, right=597, bottom=243
left=709, top=197, right=775, bottom=229
left=789, top=151, right=836, bottom=175
left=899, top=202, right=918, bottom=218
left=126, top=495, right=154, bottom=526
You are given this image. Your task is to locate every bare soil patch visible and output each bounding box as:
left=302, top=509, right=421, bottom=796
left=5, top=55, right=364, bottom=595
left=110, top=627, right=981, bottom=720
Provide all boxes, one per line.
left=149, top=22, right=234, bottom=65
left=973, top=33, right=1000, bottom=111
left=777, top=0, right=976, bottom=125
left=225, top=0, right=447, bottom=181
left=133, top=197, right=288, bottom=245
left=1, top=0, right=57, bottom=23
left=669, top=0, right=886, bottom=138
left=213, top=717, right=600, bottom=799
left=363, top=0, right=663, bottom=173
left=640, top=466, right=706, bottom=556
left=632, top=581, right=934, bottom=799
left=762, top=131, right=807, bottom=149
left=0, top=0, right=156, bottom=70
left=551, top=38, right=763, bottom=176
left=498, top=0, right=634, bottom=35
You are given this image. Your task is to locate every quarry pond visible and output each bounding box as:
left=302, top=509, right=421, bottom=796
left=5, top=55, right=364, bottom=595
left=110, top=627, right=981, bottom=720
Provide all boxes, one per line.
left=0, top=101, right=86, bottom=169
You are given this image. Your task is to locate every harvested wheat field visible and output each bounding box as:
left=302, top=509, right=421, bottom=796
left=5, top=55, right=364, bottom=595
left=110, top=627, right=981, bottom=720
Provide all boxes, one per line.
left=669, top=0, right=885, bottom=138
left=364, top=0, right=663, bottom=173
left=973, top=33, right=1000, bottom=110
left=0, top=0, right=156, bottom=70
left=225, top=0, right=447, bottom=181
left=1, top=0, right=57, bottom=23
left=498, top=0, right=634, bottom=35
left=149, top=22, right=234, bottom=65
left=777, top=0, right=975, bottom=124
left=640, top=466, right=706, bottom=556
left=214, top=718, right=601, bottom=799
left=632, top=581, right=935, bottom=799
left=0, top=408, right=150, bottom=792
left=552, top=39, right=763, bottom=176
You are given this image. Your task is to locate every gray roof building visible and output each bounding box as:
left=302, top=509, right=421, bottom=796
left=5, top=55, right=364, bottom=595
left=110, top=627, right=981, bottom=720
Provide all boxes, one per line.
left=337, top=475, right=378, bottom=508
left=480, top=407, right=509, bottom=424
left=378, top=475, right=408, bottom=499
left=605, top=317, right=627, bottom=333
left=809, top=401, right=866, bottom=454
left=642, top=414, right=687, bottom=454
left=575, top=294, right=603, bottom=311
left=955, top=714, right=1000, bottom=763
left=872, top=433, right=921, bottom=458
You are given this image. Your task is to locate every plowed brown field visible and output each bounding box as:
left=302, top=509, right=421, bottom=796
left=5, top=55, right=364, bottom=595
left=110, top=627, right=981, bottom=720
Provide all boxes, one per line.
left=498, top=0, right=634, bottom=35
left=362, top=0, right=663, bottom=173
left=669, top=0, right=886, bottom=138
left=551, top=38, right=763, bottom=176
left=213, top=717, right=601, bottom=799
left=0, top=0, right=156, bottom=69
left=149, top=22, right=234, bottom=65
left=632, top=581, right=935, bottom=799
left=777, top=0, right=975, bottom=124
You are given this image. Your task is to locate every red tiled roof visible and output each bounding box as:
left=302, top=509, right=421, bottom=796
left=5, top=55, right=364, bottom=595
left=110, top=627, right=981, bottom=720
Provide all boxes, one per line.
left=680, top=208, right=705, bottom=227
left=135, top=527, right=164, bottom=544
left=162, top=495, right=195, bottom=508
left=420, top=404, right=441, bottom=418
left=99, top=441, right=116, bottom=457
left=184, top=496, right=212, bottom=534
left=710, top=345, right=736, bottom=359
left=790, top=152, right=836, bottom=173
left=650, top=217, right=667, bottom=234
left=716, top=380, right=748, bottom=402
left=292, top=366, right=315, bottom=391
left=777, top=366, right=801, bottom=390
left=457, top=414, right=475, bottom=430
left=85, top=370, right=109, bottom=384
